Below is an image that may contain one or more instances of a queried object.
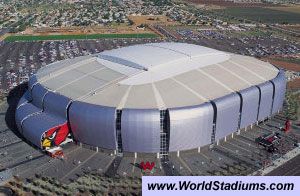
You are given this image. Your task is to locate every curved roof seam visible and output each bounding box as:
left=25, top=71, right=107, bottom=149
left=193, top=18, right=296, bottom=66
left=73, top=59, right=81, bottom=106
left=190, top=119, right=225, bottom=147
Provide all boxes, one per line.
left=37, top=55, right=93, bottom=75
left=145, top=43, right=229, bottom=61
left=215, top=63, right=253, bottom=86
left=117, top=86, right=132, bottom=109
left=241, top=57, right=277, bottom=72
left=37, top=58, right=71, bottom=76
left=144, top=44, right=192, bottom=58
left=151, top=83, right=166, bottom=110
left=77, top=75, right=127, bottom=101
left=195, top=69, right=234, bottom=93
left=171, top=77, right=209, bottom=102
left=149, top=52, right=228, bottom=70
left=39, top=58, right=96, bottom=83
left=54, top=67, right=108, bottom=91
left=191, top=52, right=228, bottom=59
left=228, top=59, right=267, bottom=81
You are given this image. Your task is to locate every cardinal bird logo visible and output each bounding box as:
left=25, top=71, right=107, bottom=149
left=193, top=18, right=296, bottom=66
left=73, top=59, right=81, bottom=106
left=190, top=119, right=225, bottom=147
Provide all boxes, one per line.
left=42, top=123, right=69, bottom=148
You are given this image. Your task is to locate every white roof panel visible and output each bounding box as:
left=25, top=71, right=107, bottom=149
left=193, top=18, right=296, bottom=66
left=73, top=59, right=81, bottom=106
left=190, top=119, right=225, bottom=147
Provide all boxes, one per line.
left=34, top=42, right=279, bottom=109
left=41, top=69, right=84, bottom=90
left=155, top=78, right=205, bottom=108
left=174, top=70, right=231, bottom=100
left=124, top=84, right=158, bottom=109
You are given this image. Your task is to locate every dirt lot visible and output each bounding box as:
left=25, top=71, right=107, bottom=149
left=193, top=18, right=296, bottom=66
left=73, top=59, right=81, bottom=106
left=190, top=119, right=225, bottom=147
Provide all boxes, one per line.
left=261, top=58, right=300, bottom=91
left=287, top=79, right=300, bottom=91
left=262, top=59, right=300, bottom=72
left=185, top=0, right=275, bottom=8
left=127, top=15, right=178, bottom=26
left=23, top=25, right=155, bottom=36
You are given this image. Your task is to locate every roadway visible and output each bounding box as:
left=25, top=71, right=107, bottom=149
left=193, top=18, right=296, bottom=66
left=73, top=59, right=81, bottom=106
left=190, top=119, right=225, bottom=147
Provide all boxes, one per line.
left=266, top=154, right=300, bottom=176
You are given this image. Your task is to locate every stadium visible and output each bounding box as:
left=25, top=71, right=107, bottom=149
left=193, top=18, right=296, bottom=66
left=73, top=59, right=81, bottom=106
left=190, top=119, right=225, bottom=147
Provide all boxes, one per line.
left=15, top=42, right=286, bottom=157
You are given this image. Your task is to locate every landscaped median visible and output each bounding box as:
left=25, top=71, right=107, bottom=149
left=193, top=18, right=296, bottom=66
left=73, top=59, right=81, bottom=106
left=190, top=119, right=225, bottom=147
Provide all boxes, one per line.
left=4, top=33, right=158, bottom=42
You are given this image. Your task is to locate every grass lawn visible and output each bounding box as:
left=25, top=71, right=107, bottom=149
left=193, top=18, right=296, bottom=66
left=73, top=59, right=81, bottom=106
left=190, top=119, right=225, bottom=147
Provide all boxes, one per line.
left=217, top=7, right=300, bottom=24
left=4, top=33, right=158, bottom=42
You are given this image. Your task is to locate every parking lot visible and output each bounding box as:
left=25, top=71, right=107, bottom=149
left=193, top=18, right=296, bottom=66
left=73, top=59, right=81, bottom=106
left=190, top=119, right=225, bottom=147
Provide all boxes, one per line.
left=163, top=26, right=300, bottom=57
left=0, top=36, right=299, bottom=183
left=0, top=38, right=163, bottom=96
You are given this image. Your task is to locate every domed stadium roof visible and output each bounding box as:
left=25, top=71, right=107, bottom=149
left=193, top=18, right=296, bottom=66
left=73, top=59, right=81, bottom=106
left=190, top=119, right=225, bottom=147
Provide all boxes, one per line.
left=33, top=42, right=279, bottom=109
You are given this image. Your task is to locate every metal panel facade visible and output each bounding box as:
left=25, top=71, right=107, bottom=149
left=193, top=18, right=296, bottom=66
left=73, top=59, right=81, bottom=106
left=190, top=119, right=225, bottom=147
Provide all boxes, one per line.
left=17, top=91, right=31, bottom=108
left=169, top=103, right=214, bottom=151
left=16, top=89, right=70, bottom=149
left=28, top=75, right=38, bottom=90
left=31, top=83, right=48, bottom=109
left=257, top=82, right=273, bottom=121
left=22, top=113, right=66, bottom=148
left=271, top=70, right=286, bottom=114
left=69, top=101, right=117, bottom=150
left=122, top=109, right=160, bottom=153
left=214, top=93, right=240, bottom=140
left=43, top=91, right=71, bottom=118
left=239, top=87, right=260, bottom=128
left=15, top=102, right=42, bottom=133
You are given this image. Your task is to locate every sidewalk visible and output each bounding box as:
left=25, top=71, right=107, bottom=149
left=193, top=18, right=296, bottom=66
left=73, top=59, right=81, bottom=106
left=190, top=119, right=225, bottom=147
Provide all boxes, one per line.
left=251, top=146, right=300, bottom=176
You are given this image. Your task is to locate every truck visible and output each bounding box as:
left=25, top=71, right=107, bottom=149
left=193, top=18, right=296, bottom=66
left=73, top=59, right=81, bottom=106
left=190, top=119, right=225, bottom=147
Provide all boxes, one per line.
left=46, top=146, right=64, bottom=159
left=256, top=133, right=281, bottom=153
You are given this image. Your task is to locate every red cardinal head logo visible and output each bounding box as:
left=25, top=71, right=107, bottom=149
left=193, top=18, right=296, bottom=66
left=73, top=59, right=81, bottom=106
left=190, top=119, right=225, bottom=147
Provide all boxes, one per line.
left=42, top=123, right=69, bottom=148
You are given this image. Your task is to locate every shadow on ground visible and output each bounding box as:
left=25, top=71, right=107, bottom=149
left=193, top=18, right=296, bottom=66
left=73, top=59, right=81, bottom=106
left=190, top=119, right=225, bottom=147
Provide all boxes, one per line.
left=0, top=186, right=14, bottom=196
left=5, top=82, right=28, bottom=139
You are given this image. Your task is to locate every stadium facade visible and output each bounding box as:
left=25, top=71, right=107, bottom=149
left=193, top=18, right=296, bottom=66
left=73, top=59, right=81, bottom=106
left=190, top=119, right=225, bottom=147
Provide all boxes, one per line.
left=15, top=42, right=286, bottom=157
